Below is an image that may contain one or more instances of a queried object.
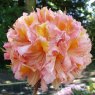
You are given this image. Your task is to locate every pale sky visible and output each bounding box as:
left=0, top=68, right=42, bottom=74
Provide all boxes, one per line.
left=87, top=0, right=95, bottom=12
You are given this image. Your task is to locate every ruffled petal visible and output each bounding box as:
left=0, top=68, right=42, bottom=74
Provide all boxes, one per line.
left=27, top=71, right=40, bottom=87
left=17, top=45, right=31, bottom=56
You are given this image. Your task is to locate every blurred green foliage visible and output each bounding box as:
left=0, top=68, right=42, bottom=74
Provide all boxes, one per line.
left=0, top=0, right=24, bottom=69
left=72, top=81, right=95, bottom=95
left=72, top=89, right=91, bottom=95
left=87, top=17, right=95, bottom=57
left=36, top=0, right=91, bottom=25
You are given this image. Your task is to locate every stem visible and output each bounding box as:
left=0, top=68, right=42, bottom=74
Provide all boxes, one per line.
left=32, top=80, right=40, bottom=95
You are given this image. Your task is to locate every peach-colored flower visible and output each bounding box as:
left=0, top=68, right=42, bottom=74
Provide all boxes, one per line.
left=4, top=7, right=92, bottom=91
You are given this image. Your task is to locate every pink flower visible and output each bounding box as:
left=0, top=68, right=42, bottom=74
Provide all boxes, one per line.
left=55, top=84, right=86, bottom=95
left=4, top=7, right=92, bottom=91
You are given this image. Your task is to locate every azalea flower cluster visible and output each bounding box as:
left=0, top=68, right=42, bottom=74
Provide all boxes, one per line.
left=4, top=7, right=92, bottom=91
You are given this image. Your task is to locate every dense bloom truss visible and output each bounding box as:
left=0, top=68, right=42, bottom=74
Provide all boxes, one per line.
left=4, top=7, right=92, bottom=91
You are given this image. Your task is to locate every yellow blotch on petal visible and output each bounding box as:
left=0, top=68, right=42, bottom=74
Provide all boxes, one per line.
left=16, top=26, right=28, bottom=42
left=55, top=53, right=64, bottom=64
left=24, top=15, right=34, bottom=26
left=20, top=65, right=31, bottom=74
left=36, top=23, right=49, bottom=40
left=66, top=20, right=73, bottom=32
left=58, top=22, right=65, bottom=31
left=69, top=39, right=78, bottom=50
left=58, top=19, right=73, bottom=32
left=40, top=40, right=48, bottom=52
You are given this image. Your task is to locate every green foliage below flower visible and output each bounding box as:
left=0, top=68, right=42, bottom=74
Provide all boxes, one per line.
left=72, top=81, right=95, bottom=95
left=72, top=89, right=91, bottom=95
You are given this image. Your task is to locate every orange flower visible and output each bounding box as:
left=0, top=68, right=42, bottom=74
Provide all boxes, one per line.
left=4, top=7, right=92, bottom=91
